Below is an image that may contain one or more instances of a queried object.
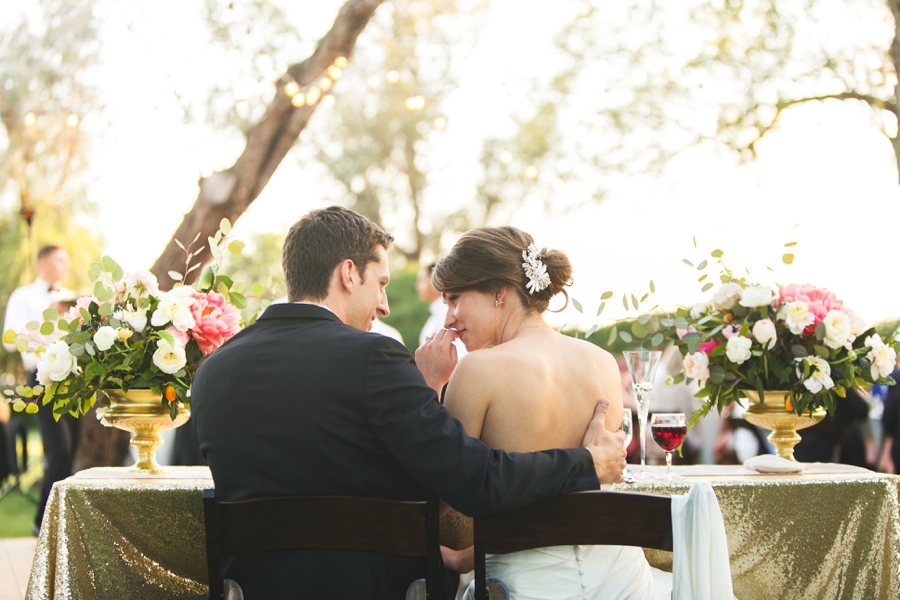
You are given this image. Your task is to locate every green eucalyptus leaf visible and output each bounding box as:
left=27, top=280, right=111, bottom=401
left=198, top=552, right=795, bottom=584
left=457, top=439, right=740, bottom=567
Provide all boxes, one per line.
left=619, top=331, right=633, bottom=344
left=711, top=249, right=724, bottom=258
left=697, top=260, right=708, bottom=270
left=651, top=333, right=665, bottom=347
left=791, top=345, right=807, bottom=358
left=586, top=324, right=599, bottom=338
left=88, top=263, right=102, bottom=282
left=228, top=292, right=247, bottom=309
left=649, top=280, right=655, bottom=293
left=250, top=283, right=265, bottom=296
left=600, top=291, right=613, bottom=300
left=783, top=253, right=795, bottom=265
left=69, top=343, right=85, bottom=357
left=572, top=298, right=583, bottom=314
left=683, top=259, right=694, bottom=267
left=596, top=302, right=606, bottom=317
left=701, top=283, right=714, bottom=292
left=219, top=218, right=232, bottom=234
left=709, top=365, right=726, bottom=384
left=607, top=327, right=618, bottom=346
left=227, top=240, right=245, bottom=255
left=43, top=308, right=59, bottom=321
left=25, top=321, right=40, bottom=331
left=98, top=302, right=114, bottom=317
left=198, top=266, right=215, bottom=291
left=39, top=322, right=54, bottom=336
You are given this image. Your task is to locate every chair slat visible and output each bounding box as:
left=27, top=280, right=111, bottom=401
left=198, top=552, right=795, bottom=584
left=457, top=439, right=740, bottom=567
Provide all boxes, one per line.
left=203, top=491, right=442, bottom=600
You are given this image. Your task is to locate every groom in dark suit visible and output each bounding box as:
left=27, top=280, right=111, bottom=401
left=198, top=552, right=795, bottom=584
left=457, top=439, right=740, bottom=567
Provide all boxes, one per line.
left=192, top=206, right=626, bottom=599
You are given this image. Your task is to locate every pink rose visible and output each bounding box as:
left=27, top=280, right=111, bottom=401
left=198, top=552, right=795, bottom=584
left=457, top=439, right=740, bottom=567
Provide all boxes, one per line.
left=699, top=338, right=722, bottom=354
left=188, top=291, right=241, bottom=355
left=165, top=326, right=190, bottom=347
left=63, top=296, right=102, bottom=325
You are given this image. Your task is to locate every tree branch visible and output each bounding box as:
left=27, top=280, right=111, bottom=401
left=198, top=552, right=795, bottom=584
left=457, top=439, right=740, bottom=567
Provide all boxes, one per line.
left=150, top=0, right=384, bottom=288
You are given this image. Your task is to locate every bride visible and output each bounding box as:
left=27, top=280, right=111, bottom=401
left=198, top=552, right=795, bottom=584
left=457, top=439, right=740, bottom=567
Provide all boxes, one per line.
left=419, top=226, right=670, bottom=600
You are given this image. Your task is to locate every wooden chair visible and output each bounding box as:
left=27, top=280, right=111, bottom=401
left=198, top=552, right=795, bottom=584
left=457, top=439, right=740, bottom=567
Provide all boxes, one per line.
left=473, top=490, right=673, bottom=600
left=202, top=489, right=442, bottom=600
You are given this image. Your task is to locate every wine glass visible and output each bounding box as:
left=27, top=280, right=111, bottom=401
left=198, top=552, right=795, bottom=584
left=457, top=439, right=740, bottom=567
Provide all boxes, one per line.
left=650, top=413, right=686, bottom=480
left=623, top=350, right=661, bottom=479
left=621, top=408, right=634, bottom=483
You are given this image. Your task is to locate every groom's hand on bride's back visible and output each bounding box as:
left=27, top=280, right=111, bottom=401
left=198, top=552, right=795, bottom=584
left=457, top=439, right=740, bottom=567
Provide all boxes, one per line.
left=581, top=399, right=627, bottom=484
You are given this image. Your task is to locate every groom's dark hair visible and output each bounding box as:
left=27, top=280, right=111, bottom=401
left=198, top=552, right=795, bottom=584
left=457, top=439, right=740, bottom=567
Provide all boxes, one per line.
left=283, top=206, right=393, bottom=302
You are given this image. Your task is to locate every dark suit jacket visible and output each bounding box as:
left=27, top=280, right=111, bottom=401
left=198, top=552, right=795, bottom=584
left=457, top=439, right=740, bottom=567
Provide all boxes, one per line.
left=192, top=303, right=599, bottom=599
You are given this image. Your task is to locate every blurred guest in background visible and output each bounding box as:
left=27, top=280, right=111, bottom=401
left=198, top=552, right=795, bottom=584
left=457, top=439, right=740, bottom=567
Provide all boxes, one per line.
left=2, top=245, right=75, bottom=533
left=878, top=365, right=900, bottom=473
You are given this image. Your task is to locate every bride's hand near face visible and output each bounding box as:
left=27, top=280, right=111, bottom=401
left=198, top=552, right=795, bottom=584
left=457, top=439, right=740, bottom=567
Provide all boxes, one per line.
left=581, top=399, right=627, bottom=484
left=414, top=328, right=459, bottom=394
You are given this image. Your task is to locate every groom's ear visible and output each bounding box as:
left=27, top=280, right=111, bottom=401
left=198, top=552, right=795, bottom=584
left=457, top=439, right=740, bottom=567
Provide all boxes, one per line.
left=336, top=259, right=356, bottom=294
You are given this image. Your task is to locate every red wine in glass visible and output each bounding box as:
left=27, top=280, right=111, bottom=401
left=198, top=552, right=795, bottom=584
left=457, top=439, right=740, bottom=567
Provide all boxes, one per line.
left=649, top=413, right=686, bottom=478
left=651, top=425, right=687, bottom=452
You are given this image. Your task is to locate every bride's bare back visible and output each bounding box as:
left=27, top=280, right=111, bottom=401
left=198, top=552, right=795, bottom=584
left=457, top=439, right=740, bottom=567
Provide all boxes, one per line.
left=444, top=328, right=623, bottom=452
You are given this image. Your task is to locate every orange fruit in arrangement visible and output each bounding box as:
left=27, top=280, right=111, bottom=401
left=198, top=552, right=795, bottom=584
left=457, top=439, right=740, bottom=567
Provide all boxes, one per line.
left=165, top=385, right=176, bottom=402
left=785, top=397, right=793, bottom=412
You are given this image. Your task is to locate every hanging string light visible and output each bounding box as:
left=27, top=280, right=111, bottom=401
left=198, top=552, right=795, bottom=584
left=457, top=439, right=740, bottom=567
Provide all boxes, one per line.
left=318, top=77, right=332, bottom=92
left=67, top=113, right=79, bottom=128
left=291, top=94, right=306, bottom=108
left=24, top=112, right=36, bottom=126
left=499, top=151, right=513, bottom=165
left=385, top=70, right=400, bottom=84
left=405, top=96, right=424, bottom=110
left=433, top=116, right=447, bottom=129
left=284, top=81, right=300, bottom=97
left=524, top=165, right=539, bottom=179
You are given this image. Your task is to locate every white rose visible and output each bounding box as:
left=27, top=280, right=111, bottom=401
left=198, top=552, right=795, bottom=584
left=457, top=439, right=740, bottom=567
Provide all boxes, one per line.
left=843, top=307, right=868, bottom=337
left=777, top=301, right=815, bottom=335
left=711, top=283, right=743, bottom=312
left=725, top=336, right=753, bottom=364
left=126, top=270, right=159, bottom=298
left=797, top=356, right=834, bottom=393
left=689, top=303, right=708, bottom=320
left=115, top=305, right=148, bottom=333
left=867, top=334, right=898, bottom=380
left=152, top=339, right=187, bottom=374
left=739, top=285, right=775, bottom=308
left=36, top=340, right=79, bottom=385
left=822, top=310, right=854, bottom=350
left=93, top=326, right=118, bottom=351
left=752, top=319, right=777, bottom=350
left=151, top=288, right=196, bottom=332
left=683, top=352, right=710, bottom=382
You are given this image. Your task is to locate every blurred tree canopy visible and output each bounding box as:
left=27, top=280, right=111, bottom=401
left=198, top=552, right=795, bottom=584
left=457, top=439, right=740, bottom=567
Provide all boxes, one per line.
left=0, top=0, right=105, bottom=376
left=479, top=0, right=900, bottom=215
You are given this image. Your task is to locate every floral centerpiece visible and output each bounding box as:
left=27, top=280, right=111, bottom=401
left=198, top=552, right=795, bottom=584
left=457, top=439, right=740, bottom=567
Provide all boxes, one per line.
left=3, top=220, right=263, bottom=421
left=631, top=268, right=897, bottom=428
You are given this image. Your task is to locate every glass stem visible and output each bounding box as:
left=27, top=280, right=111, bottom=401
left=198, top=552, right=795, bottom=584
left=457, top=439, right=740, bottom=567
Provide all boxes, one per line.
left=639, top=416, right=646, bottom=467
left=666, top=451, right=673, bottom=476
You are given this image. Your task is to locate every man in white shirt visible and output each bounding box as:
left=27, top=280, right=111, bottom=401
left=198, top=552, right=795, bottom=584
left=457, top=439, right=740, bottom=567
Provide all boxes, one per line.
left=2, top=245, right=76, bottom=534
left=416, top=264, right=466, bottom=357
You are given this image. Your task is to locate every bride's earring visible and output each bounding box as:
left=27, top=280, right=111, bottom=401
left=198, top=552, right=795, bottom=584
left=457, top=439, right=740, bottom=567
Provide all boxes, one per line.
left=495, top=297, right=502, bottom=308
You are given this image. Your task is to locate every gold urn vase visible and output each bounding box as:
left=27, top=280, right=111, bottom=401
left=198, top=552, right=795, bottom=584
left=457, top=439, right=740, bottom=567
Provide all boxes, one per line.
left=100, top=389, right=190, bottom=475
left=741, top=390, right=825, bottom=462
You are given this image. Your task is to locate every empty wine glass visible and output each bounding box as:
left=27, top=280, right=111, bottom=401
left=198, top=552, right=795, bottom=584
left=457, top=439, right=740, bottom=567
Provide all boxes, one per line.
left=623, top=350, right=661, bottom=479
left=621, top=408, right=634, bottom=483
left=650, top=413, right=686, bottom=480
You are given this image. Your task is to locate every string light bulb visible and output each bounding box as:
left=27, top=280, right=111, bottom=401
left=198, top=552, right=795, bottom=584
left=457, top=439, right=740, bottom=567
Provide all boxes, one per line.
left=433, top=116, right=447, bottom=129
left=887, top=71, right=899, bottom=87
left=67, top=113, right=79, bottom=128
left=24, top=112, right=36, bottom=126
left=524, top=165, right=539, bottom=179
left=291, top=94, right=306, bottom=108
left=327, top=66, right=342, bottom=80
left=499, top=151, right=513, bottom=165
left=592, top=114, right=606, bottom=127
left=318, top=77, right=332, bottom=92
left=284, top=81, right=300, bottom=97
left=322, top=95, right=335, bottom=109
left=334, top=56, right=348, bottom=69
left=405, top=96, right=424, bottom=110
left=367, top=75, right=381, bottom=89
left=306, top=87, right=321, bottom=105
left=386, top=70, right=400, bottom=84
left=236, top=100, right=250, bottom=117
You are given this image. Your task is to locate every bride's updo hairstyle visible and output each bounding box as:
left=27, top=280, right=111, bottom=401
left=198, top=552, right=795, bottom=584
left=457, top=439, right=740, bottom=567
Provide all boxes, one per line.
left=432, top=226, right=573, bottom=314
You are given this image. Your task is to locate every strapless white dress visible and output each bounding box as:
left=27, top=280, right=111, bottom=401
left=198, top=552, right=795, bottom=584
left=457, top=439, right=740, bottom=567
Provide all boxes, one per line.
left=463, top=544, right=672, bottom=600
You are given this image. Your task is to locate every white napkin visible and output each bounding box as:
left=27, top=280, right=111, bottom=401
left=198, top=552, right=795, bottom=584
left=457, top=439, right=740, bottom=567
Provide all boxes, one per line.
left=743, top=454, right=806, bottom=473
left=671, top=481, right=735, bottom=600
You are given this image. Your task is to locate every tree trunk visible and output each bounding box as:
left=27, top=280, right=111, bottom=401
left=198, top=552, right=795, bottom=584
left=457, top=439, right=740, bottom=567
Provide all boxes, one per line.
left=72, top=403, right=131, bottom=471
left=150, top=0, right=385, bottom=288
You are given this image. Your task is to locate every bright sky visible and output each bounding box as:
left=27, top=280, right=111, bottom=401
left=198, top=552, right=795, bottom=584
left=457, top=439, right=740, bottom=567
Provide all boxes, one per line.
left=5, top=0, right=900, bottom=330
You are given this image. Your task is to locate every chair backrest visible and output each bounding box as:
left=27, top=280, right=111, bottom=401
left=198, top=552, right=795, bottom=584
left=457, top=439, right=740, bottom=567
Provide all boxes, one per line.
left=203, top=490, right=442, bottom=600
left=473, top=490, right=673, bottom=600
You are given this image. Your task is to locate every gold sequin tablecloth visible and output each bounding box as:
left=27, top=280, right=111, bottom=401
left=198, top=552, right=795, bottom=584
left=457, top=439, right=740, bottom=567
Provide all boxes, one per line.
left=614, top=464, right=900, bottom=600
left=26, top=467, right=212, bottom=600
left=25, top=465, right=900, bottom=600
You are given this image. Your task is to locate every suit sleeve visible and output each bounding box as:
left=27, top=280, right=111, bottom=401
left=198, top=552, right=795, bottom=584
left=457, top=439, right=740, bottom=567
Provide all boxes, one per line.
left=362, top=336, right=599, bottom=517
